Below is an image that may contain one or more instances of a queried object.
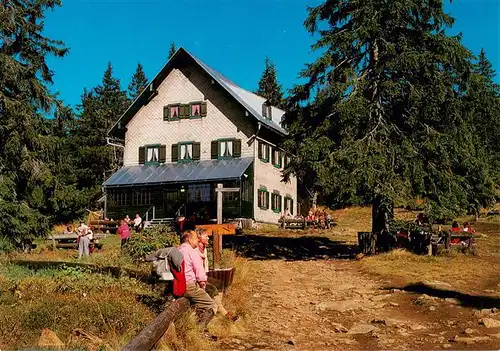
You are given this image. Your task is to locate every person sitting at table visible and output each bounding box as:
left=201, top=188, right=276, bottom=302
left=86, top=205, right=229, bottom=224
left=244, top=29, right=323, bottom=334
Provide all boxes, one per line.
left=63, top=225, right=73, bottom=235
left=451, top=221, right=460, bottom=232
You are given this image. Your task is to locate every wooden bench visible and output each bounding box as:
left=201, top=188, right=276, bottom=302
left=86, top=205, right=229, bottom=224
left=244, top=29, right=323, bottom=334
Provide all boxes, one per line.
left=278, top=218, right=307, bottom=229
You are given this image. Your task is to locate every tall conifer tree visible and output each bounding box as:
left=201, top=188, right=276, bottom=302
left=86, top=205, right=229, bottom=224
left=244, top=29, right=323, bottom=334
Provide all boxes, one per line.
left=74, top=63, right=128, bottom=202
left=282, top=0, right=495, bottom=246
left=128, top=62, right=148, bottom=101
left=0, top=0, right=68, bottom=244
left=256, top=57, right=285, bottom=108
left=168, top=42, right=177, bottom=59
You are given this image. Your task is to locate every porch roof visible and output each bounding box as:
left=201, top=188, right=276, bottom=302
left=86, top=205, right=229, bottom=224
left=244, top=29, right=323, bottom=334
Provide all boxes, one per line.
left=103, top=157, right=253, bottom=188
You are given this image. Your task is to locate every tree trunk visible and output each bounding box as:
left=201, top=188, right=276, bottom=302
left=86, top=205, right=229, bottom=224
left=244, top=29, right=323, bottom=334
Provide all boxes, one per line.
left=371, top=195, right=394, bottom=254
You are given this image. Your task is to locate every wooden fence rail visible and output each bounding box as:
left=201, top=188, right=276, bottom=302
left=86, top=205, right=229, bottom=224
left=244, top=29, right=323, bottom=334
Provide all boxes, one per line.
left=122, top=298, right=191, bottom=351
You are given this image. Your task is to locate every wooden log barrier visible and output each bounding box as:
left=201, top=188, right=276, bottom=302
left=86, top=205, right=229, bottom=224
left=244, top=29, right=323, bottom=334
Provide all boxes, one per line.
left=122, top=298, right=191, bottom=351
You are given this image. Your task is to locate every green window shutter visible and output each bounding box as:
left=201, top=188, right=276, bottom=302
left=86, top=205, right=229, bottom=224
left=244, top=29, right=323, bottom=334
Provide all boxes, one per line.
left=258, top=141, right=263, bottom=159
left=233, top=139, right=241, bottom=157
left=265, top=145, right=270, bottom=162
left=271, top=148, right=276, bottom=165
left=138, top=146, right=146, bottom=164
left=183, top=104, right=190, bottom=118
left=171, top=144, right=179, bottom=162
left=200, top=101, right=207, bottom=117
left=159, top=145, right=166, bottom=163
left=291, top=199, right=294, bottom=215
left=284, top=154, right=289, bottom=168
left=265, top=191, right=270, bottom=209
left=211, top=141, right=218, bottom=159
left=279, top=195, right=282, bottom=212
left=193, top=142, right=201, bottom=160
left=163, top=106, right=169, bottom=121
left=278, top=151, right=283, bottom=168
left=258, top=190, right=262, bottom=208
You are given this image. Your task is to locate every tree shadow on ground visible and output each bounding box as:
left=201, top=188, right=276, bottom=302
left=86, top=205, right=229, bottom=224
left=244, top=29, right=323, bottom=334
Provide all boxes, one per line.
left=224, top=234, right=358, bottom=260
left=385, top=283, right=500, bottom=310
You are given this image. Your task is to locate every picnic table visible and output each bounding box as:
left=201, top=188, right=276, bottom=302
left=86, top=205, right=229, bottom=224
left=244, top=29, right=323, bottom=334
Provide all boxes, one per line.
left=278, top=217, right=334, bottom=230
left=48, top=233, right=106, bottom=249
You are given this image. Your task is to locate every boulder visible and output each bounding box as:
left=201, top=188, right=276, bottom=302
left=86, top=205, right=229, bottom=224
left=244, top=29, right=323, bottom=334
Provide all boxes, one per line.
left=423, top=280, right=454, bottom=290
left=331, top=322, right=348, bottom=333
left=480, top=318, right=500, bottom=328
left=348, top=323, right=379, bottom=334
left=38, top=329, right=64, bottom=349
left=453, top=336, right=490, bottom=345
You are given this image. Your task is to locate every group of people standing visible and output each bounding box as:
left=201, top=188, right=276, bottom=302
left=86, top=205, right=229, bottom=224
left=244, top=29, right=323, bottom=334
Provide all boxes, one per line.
left=116, top=212, right=143, bottom=247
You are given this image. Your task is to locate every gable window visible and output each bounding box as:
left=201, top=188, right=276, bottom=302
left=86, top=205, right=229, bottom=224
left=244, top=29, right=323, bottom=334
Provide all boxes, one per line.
left=211, top=139, right=242, bottom=159
left=262, top=102, right=272, bottom=120
left=171, top=142, right=201, bottom=162
left=271, top=148, right=282, bottom=168
left=271, top=190, right=282, bottom=213
left=258, top=140, right=270, bottom=162
left=164, top=104, right=180, bottom=121
left=164, top=102, right=207, bottom=121
left=258, top=186, right=269, bottom=210
left=139, top=144, right=166, bottom=165
left=190, top=102, right=201, bottom=118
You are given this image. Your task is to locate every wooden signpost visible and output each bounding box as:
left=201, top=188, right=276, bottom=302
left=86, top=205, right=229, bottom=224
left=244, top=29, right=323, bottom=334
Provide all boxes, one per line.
left=195, top=183, right=239, bottom=269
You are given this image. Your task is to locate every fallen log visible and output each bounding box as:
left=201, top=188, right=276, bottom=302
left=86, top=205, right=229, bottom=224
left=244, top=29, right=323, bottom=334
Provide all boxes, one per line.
left=122, top=298, right=191, bottom=351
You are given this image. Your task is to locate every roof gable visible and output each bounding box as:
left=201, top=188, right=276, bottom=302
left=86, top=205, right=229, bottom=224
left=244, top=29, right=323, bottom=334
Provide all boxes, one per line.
left=109, top=47, right=287, bottom=137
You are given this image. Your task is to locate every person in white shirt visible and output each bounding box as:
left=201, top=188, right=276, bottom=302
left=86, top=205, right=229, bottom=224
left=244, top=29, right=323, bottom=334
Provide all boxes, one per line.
left=133, top=212, right=142, bottom=232
left=77, top=222, right=91, bottom=258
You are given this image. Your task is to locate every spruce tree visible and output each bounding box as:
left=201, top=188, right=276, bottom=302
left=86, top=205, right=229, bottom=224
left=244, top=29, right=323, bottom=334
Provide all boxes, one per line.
left=256, top=57, right=285, bottom=108
left=466, top=49, right=500, bottom=207
left=74, top=63, right=128, bottom=202
left=168, top=42, right=177, bottom=59
left=128, top=62, right=148, bottom=101
left=0, top=0, right=68, bottom=245
left=282, top=0, right=495, bottom=248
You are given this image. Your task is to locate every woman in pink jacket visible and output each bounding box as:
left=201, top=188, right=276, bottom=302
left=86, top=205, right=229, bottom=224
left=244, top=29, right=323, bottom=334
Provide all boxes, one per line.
left=117, top=220, right=131, bottom=248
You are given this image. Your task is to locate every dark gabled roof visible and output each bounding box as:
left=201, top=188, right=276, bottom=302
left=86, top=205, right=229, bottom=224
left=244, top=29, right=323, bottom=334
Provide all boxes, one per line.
left=103, top=157, right=253, bottom=188
left=108, top=47, right=287, bottom=137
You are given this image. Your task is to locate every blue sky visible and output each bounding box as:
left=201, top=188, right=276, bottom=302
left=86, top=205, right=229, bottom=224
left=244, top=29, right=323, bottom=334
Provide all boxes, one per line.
left=43, top=0, right=499, bottom=108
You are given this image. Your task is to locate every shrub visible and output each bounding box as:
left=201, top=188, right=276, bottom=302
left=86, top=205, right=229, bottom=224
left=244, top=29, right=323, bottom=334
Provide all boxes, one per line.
left=0, top=236, right=15, bottom=254
left=123, top=225, right=180, bottom=262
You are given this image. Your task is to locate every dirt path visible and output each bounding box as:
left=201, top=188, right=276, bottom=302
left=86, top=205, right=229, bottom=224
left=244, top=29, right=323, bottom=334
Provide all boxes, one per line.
left=218, top=258, right=500, bottom=350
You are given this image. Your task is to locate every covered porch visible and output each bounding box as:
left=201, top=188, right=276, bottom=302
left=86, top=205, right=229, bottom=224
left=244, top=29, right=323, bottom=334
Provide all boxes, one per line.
left=103, top=158, right=254, bottom=222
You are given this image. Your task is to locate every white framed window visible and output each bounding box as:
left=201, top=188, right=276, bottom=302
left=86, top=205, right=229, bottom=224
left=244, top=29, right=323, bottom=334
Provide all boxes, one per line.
left=146, top=145, right=159, bottom=164
left=219, top=140, right=234, bottom=158
left=179, top=143, right=193, bottom=161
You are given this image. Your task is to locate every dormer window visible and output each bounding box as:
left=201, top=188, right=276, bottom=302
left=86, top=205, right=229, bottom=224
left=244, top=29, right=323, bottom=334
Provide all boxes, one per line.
left=262, top=102, right=272, bottom=120
left=190, top=102, right=201, bottom=117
